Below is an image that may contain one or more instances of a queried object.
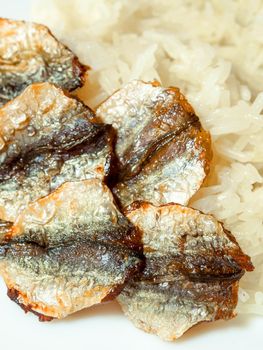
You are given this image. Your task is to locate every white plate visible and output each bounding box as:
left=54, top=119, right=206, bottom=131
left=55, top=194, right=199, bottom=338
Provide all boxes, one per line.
left=0, top=1, right=262, bottom=349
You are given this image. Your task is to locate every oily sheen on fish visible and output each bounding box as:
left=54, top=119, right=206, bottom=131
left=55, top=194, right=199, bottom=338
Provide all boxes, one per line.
left=118, top=202, right=254, bottom=340
left=0, top=82, right=100, bottom=166
left=0, top=240, right=141, bottom=320
left=0, top=18, right=86, bottom=107
left=1, top=180, right=140, bottom=250
left=0, top=180, right=142, bottom=320
left=0, top=83, right=142, bottom=319
left=0, top=83, right=114, bottom=222
left=114, top=124, right=211, bottom=207
left=97, top=80, right=212, bottom=207
left=0, top=181, right=142, bottom=320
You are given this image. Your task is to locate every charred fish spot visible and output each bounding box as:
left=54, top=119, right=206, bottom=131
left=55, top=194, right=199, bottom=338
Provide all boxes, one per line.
left=97, top=80, right=212, bottom=207
left=0, top=220, right=13, bottom=244
left=117, top=202, right=253, bottom=340
left=0, top=18, right=87, bottom=107
left=187, top=269, right=245, bottom=283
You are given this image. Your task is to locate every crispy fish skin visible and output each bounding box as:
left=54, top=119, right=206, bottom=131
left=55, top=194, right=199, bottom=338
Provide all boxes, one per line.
left=1, top=179, right=140, bottom=250
left=0, top=129, right=115, bottom=222
left=0, top=18, right=86, bottom=107
left=0, top=240, right=142, bottom=319
left=97, top=80, right=196, bottom=170
left=118, top=278, right=240, bottom=341
left=126, top=202, right=253, bottom=278
left=97, top=80, right=212, bottom=207
left=0, top=181, right=143, bottom=318
left=114, top=123, right=211, bottom=207
left=49, top=127, right=115, bottom=188
left=117, top=202, right=253, bottom=341
left=0, top=81, right=143, bottom=319
left=0, top=83, right=113, bottom=222
left=0, top=82, right=100, bottom=166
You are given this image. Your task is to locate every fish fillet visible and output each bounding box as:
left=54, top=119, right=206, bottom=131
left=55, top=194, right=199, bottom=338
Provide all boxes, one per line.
left=0, top=240, right=141, bottom=320
left=0, top=18, right=86, bottom=106
left=0, top=82, right=113, bottom=222
left=97, top=80, right=212, bottom=207
left=118, top=202, right=254, bottom=340
left=0, top=183, right=142, bottom=319
left=0, top=83, right=142, bottom=319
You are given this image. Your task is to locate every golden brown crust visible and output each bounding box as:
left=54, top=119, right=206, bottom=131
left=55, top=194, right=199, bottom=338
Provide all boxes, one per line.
left=7, top=287, right=54, bottom=322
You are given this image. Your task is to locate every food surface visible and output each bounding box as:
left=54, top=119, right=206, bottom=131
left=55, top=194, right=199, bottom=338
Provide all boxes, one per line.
left=0, top=18, right=86, bottom=107
left=33, top=0, right=263, bottom=318
left=0, top=240, right=141, bottom=320
left=0, top=82, right=114, bottom=222
left=97, top=80, right=212, bottom=207
left=0, top=179, right=142, bottom=319
left=0, top=82, right=142, bottom=319
left=0, top=1, right=261, bottom=342
left=0, top=78, right=253, bottom=336
left=118, top=202, right=253, bottom=340
left=0, top=180, right=138, bottom=248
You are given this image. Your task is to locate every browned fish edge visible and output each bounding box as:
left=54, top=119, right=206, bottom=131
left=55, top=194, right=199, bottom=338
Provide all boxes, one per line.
left=43, top=24, right=89, bottom=90
left=4, top=246, right=144, bottom=322
left=7, top=288, right=54, bottom=322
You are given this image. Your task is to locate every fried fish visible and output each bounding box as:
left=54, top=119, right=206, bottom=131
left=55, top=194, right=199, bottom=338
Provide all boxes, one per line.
left=1, top=179, right=139, bottom=249
left=97, top=80, right=212, bottom=207
left=0, top=83, right=143, bottom=319
left=0, top=18, right=86, bottom=107
left=0, top=82, right=113, bottom=222
left=118, top=202, right=254, bottom=341
left=0, top=240, right=141, bottom=320
left=0, top=73, right=253, bottom=335
left=0, top=180, right=142, bottom=320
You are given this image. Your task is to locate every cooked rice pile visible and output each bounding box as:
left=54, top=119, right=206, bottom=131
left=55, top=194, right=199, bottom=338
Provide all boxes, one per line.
left=32, top=0, right=263, bottom=315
